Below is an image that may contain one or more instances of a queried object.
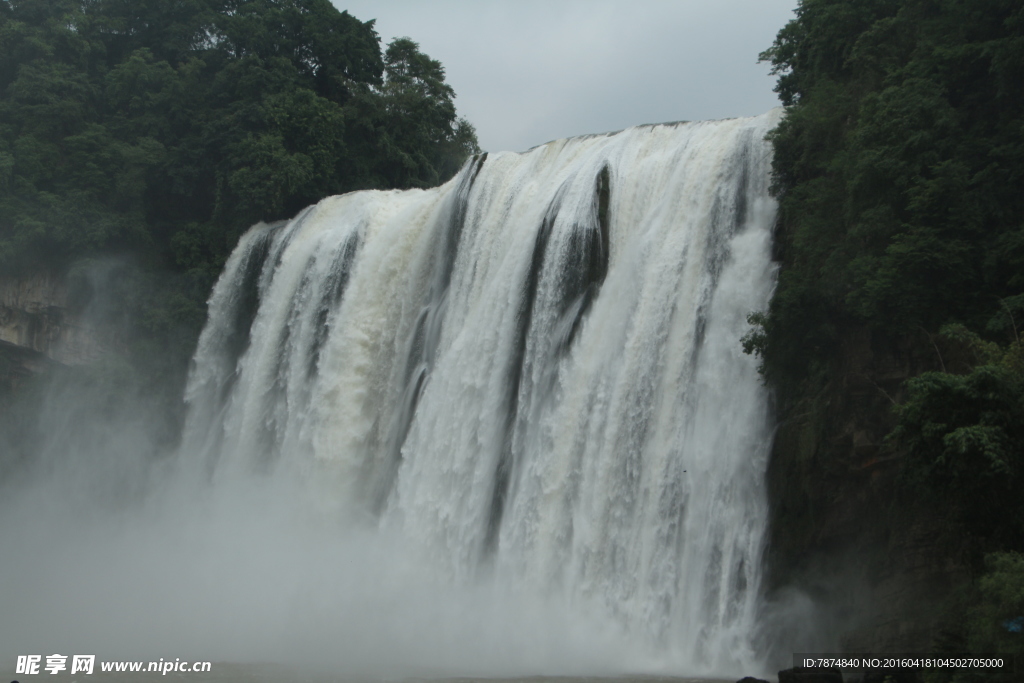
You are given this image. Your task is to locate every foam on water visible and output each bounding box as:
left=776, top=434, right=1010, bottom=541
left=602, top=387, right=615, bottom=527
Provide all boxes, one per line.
left=1, top=110, right=782, bottom=679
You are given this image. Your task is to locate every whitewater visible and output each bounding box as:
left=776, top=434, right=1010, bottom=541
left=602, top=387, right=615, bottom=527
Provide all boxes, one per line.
left=1, top=109, right=782, bottom=679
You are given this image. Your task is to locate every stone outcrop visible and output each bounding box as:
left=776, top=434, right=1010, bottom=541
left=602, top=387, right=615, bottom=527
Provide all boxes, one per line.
left=0, top=268, right=124, bottom=368
left=0, top=337, right=57, bottom=393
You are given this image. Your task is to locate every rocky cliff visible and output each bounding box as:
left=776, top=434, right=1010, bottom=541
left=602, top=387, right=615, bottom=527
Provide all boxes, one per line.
left=2, top=272, right=104, bottom=365
left=0, top=265, right=132, bottom=395
left=764, top=327, right=971, bottom=653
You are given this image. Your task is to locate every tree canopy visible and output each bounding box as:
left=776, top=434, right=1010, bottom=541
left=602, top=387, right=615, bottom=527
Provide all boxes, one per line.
left=752, top=0, right=1024, bottom=389
left=0, top=0, right=479, bottom=346
left=753, top=0, right=1024, bottom=657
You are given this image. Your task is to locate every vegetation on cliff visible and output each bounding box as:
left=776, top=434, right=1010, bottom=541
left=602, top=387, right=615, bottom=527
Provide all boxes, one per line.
left=752, top=0, right=1023, bottom=386
left=0, top=0, right=478, bottom=365
left=754, top=0, right=1023, bottom=665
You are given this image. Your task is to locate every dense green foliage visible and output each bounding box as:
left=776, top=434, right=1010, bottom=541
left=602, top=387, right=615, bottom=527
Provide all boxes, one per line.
left=751, top=0, right=1024, bottom=388
left=0, top=0, right=478, bottom=354
left=892, top=325, right=1024, bottom=548
left=755, top=0, right=1024, bottom=659
left=755, top=0, right=1024, bottom=525
left=923, top=551, right=1024, bottom=683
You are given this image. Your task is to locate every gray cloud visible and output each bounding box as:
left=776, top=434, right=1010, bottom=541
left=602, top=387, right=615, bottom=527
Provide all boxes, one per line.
left=335, top=0, right=797, bottom=152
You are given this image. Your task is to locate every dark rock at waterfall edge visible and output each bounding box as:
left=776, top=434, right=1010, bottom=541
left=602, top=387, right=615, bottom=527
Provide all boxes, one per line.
left=0, top=338, right=58, bottom=393
left=737, top=677, right=770, bottom=683
left=778, top=667, right=842, bottom=683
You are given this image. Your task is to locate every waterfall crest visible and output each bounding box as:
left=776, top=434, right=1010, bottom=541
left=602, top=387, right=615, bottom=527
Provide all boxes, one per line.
left=183, top=109, right=782, bottom=674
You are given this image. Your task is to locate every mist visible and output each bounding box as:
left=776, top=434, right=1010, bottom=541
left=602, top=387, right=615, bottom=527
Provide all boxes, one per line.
left=0, top=244, right=694, bottom=682
left=0, top=114, right=825, bottom=682
left=1, top=430, right=650, bottom=677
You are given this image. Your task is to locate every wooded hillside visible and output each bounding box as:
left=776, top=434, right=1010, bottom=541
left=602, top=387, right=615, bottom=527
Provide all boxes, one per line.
left=755, top=0, right=1023, bottom=671
left=0, top=0, right=478, bottom=366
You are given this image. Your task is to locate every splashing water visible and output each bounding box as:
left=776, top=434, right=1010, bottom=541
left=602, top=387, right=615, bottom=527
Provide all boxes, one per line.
left=1, top=110, right=781, bottom=679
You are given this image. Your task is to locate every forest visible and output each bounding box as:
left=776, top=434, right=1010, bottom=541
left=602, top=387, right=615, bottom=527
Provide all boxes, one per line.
left=0, top=0, right=478, bottom=378
left=753, top=0, right=1023, bottom=676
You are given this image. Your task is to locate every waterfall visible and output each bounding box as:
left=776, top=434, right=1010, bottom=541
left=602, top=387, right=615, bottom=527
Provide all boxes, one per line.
left=182, top=109, right=782, bottom=675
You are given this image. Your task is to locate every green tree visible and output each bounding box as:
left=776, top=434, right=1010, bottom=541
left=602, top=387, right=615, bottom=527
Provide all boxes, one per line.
left=750, top=0, right=1024, bottom=393
left=0, top=0, right=479, bottom=391
left=891, top=325, right=1024, bottom=548
left=374, top=37, right=479, bottom=188
left=752, top=0, right=1024, bottom=659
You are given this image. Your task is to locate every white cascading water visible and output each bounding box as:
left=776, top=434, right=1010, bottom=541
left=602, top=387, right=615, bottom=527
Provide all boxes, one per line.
left=181, top=109, right=782, bottom=675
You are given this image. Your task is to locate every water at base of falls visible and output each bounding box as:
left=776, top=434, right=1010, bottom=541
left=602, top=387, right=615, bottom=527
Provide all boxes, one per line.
left=0, top=110, right=782, bottom=680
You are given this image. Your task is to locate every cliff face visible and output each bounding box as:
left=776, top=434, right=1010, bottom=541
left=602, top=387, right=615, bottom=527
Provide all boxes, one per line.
left=3, top=272, right=95, bottom=365
left=764, top=327, right=970, bottom=653
left=0, top=267, right=131, bottom=396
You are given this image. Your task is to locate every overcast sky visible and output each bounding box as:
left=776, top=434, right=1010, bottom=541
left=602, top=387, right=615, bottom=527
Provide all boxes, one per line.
left=334, top=0, right=798, bottom=153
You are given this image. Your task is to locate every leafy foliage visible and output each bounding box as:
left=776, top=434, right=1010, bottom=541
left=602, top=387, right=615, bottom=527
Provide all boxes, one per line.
left=376, top=37, right=479, bottom=188
left=891, top=325, right=1024, bottom=548
left=923, top=552, right=1024, bottom=683
left=971, top=553, right=1024, bottom=669
left=750, top=0, right=1024, bottom=392
left=0, top=0, right=479, bottom=362
left=754, top=1, right=1024, bottom=635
